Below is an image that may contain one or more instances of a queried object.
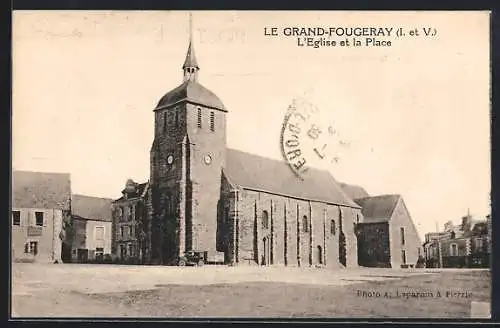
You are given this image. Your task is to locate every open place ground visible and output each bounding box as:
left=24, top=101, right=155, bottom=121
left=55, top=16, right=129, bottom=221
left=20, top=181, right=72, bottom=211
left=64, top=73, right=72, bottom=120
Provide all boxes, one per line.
left=11, top=263, right=491, bottom=318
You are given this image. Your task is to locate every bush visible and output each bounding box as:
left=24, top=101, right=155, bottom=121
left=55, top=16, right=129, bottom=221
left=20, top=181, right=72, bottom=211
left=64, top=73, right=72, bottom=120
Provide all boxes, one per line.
left=14, top=258, right=36, bottom=264
left=416, top=256, right=426, bottom=268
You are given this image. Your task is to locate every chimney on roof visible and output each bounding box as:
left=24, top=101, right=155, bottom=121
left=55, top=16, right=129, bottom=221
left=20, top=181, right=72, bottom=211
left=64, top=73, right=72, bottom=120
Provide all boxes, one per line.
left=462, top=211, right=473, bottom=232
left=124, top=179, right=137, bottom=193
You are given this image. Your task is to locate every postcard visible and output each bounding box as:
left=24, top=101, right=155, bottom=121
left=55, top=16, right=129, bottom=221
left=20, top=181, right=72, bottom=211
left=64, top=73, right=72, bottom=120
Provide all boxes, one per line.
left=11, top=10, right=491, bottom=319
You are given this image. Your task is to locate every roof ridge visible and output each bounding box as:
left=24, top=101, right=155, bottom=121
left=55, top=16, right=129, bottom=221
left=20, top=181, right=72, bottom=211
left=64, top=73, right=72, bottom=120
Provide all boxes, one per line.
left=72, top=193, right=114, bottom=201
left=13, top=170, right=71, bottom=176
left=355, top=194, right=400, bottom=201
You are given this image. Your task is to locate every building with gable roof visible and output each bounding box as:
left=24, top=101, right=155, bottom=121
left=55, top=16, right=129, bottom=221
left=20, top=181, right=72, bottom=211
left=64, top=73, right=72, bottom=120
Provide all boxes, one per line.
left=111, top=16, right=364, bottom=267
left=71, top=194, right=113, bottom=263
left=11, top=170, right=71, bottom=263
left=353, top=194, right=423, bottom=268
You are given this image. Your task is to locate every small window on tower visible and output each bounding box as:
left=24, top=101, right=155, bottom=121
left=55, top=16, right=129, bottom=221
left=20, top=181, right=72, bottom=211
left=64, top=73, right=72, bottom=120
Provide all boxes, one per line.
left=197, top=108, right=202, bottom=128
left=210, top=111, right=215, bottom=131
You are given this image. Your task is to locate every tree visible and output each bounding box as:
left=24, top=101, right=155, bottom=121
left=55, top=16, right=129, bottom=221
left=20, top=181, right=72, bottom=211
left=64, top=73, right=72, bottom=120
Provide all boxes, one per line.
left=60, top=210, right=73, bottom=263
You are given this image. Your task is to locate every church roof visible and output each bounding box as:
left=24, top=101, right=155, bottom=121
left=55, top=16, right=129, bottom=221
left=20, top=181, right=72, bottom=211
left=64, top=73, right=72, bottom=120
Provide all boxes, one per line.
left=72, top=194, right=113, bottom=222
left=354, top=194, right=401, bottom=223
left=155, top=80, right=225, bottom=111
left=224, top=149, right=360, bottom=208
left=339, top=182, right=370, bottom=199
left=12, top=170, right=71, bottom=210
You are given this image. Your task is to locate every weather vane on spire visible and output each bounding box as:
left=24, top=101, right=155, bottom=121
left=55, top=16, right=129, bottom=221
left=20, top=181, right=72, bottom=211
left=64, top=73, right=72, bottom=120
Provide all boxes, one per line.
left=189, top=12, right=193, bottom=42
left=182, top=11, right=199, bottom=82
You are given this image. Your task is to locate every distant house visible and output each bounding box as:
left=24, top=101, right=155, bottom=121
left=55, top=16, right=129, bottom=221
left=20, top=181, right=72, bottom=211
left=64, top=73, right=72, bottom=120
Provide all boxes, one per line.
left=354, top=195, right=422, bottom=268
left=71, top=194, right=113, bottom=263
left=423, top=212, right=490, bottom=268
left=111, top=179, right=150, bottom=263
left=11, top=170, right=71, bottom=263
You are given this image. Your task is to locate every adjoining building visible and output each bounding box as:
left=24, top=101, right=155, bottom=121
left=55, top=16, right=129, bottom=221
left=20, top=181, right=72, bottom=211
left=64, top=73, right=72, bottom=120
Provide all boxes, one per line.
left=111, top=180, right=150, bottom=263
left=11, top=170, right=71, bottom=263
left=353, top=194, right=423, bottom=268
left=423, top=212, right=491, bottom=268
left=71, top=194, right=113, bottom=263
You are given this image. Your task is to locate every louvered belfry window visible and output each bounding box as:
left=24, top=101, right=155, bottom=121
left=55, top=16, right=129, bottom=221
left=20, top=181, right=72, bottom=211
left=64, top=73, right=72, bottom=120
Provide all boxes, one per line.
left=210, top=111, right=215, bottom=131
left=197, top=108, right=202, bottom=128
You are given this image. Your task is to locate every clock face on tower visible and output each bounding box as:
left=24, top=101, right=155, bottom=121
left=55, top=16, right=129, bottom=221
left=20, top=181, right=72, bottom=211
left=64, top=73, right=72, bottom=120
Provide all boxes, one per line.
left=167, top=155, right=174, bottom=165
left=203, top=154, right=212, bottom=165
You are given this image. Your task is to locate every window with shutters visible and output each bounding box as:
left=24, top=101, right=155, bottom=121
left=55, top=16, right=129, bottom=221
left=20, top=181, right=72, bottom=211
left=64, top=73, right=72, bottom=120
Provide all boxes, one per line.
left=24, top=241, right=38, bottom=255
left=450, top=243, right=458, bottom=256
left=475, top=238, right=483, bottom=250
left=35, top=212, right=44, bottom=226
left=12, top=211, right=20, bottom=226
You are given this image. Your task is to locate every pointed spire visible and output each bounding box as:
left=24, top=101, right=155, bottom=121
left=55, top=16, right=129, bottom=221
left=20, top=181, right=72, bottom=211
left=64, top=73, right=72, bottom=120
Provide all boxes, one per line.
left=182, top=12, right=199, bottom=82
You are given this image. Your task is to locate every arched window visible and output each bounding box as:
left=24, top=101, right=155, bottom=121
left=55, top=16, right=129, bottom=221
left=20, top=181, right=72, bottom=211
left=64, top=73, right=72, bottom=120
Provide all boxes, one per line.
left=302, top=215, right=309, bottom=232
left=197, top=107, right=202, bottom=128
left=262, top=210, right=269, bottom=229
left=330, top=219, right=336, bottom=235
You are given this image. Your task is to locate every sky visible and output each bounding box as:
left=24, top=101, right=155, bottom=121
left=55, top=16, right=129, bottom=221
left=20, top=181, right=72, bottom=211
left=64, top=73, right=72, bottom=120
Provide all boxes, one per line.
left=12, top=11, right=491, bottom=240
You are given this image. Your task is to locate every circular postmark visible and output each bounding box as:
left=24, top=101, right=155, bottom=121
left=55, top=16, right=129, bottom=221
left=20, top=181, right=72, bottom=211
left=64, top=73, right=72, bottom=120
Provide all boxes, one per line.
left=280, top=95, right=351, bottom=179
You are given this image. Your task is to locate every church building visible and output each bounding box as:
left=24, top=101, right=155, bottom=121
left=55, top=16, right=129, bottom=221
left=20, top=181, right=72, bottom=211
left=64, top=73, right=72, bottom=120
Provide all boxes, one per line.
left=112, top=19, right=364, bottom=268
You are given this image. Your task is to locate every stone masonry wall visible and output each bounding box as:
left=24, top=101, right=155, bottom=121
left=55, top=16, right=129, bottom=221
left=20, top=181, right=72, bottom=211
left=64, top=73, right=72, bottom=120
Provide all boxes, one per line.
left=224, top=188, right=361, bottom=268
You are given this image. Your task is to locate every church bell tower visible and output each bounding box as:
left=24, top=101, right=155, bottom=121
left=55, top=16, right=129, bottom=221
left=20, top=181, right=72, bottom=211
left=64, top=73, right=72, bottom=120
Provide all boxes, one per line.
left=150, top=12, right=228, bottom=265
